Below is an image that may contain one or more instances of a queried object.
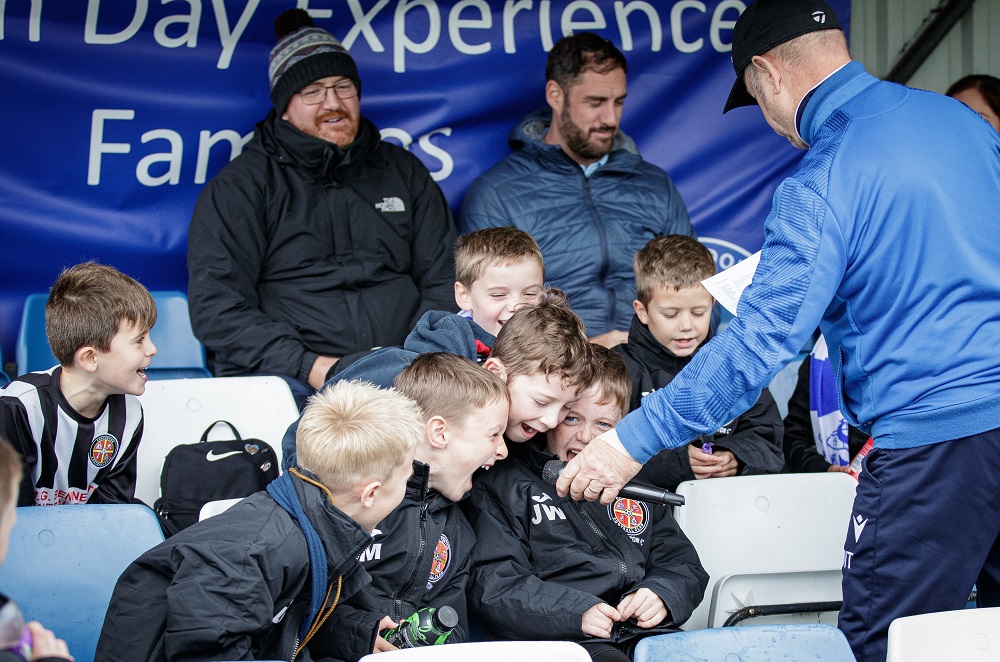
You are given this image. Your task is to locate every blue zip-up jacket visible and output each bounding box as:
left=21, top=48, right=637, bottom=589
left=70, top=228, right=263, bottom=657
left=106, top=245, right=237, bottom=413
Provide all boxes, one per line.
left=618, top=61, right=1000, bottom=461
left=458, top=107, right=694, bottom=336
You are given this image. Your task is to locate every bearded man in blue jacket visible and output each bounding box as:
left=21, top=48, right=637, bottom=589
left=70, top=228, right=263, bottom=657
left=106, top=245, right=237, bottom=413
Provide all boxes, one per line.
left=554, top=2, right=1000, bottom=661
left=459, top=33, right=695, bottom=348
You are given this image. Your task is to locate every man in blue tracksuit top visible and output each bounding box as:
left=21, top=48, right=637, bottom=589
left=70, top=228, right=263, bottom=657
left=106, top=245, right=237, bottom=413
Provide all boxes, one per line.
left=555, top=1, right=1000, bottom=661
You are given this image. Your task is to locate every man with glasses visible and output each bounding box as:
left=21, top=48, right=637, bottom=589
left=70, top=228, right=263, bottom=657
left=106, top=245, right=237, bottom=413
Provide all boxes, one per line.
left=188, top=9, right=456, bottom=407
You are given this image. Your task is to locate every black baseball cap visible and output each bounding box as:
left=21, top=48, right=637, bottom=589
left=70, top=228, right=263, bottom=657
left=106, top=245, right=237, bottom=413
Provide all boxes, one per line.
left=723, top=0, right=842, bottom=113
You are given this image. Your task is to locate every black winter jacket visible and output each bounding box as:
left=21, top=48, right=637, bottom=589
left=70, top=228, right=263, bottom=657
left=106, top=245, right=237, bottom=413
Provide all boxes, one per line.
left=616, top=316, right=785, bottom=490
left=466, top=441, right=707, bottom=645
left=188, top=112, right=457, bottom=383
left=96, top=471, right=373, bottom=662
left=310, top=461, right=474, bottom=661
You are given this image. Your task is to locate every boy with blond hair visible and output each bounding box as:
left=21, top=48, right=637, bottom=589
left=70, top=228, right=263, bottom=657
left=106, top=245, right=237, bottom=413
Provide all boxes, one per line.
left=0, top=262, right=157, bottom=506
left=312, top=353, right=509, bottom=660
left=454, top=227, right=545, bottom=339
left=615, top=236, right=783, bottom=490
left=97, top=380, right=423, bottom=662
left=468, top=346, right=707, bottom=661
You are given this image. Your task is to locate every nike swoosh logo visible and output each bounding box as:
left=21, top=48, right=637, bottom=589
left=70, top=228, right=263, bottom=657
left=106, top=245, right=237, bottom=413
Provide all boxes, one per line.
left=206, top=450, right=243, bottom=462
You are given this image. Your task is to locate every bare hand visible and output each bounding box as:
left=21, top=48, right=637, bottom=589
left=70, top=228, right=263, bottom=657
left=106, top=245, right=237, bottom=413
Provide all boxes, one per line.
left=556, top=430, right=642, bottom=504
left=374, top=616, right=399, bottom=653
left=589, top=330, right=629, bottom=349
left=27, top=622, right=73, bottom=661
left=308, top=355, right=340, bottom=390
left=617, top=588, right=668, bottom=628
left=581, top=602, right=621, bottom=638
left=827, top=464, right=851, bottom=473
left=688, top=445, right=738, bottom=479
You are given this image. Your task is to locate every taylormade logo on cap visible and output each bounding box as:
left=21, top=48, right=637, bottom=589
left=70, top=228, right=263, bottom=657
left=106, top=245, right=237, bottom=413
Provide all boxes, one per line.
left=723, top=0, right=842, bottom=113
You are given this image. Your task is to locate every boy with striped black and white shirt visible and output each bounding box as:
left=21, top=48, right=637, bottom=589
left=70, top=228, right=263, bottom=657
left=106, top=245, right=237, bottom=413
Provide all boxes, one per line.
left=0, top=263, right=157, bottom=506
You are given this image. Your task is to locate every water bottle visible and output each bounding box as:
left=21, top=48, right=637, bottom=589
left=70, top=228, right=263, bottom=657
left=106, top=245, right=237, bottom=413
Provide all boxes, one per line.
left=0, top=599, right=32, bottom=660
left=382, top=605, right=459, bottom=649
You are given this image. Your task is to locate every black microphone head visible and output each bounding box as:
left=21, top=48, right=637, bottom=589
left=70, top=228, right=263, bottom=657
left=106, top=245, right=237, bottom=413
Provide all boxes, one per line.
left=542, top=460, right=565, bottom=486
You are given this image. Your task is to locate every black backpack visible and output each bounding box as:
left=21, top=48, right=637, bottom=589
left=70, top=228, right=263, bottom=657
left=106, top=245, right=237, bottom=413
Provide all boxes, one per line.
left=154, top=420, right=279, bottom=534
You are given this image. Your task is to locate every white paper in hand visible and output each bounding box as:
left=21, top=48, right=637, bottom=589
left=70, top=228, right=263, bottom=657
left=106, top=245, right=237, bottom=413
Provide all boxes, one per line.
left=701, top=251, right=761, bottom=317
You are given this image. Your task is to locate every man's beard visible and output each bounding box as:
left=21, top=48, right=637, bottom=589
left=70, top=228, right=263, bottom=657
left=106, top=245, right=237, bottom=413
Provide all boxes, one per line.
left=558, top=104, right=616, bottom=162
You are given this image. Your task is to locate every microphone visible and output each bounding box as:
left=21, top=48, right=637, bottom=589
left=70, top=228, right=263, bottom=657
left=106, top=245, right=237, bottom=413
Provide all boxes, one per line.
left=541, top=460, right=685, bottom=507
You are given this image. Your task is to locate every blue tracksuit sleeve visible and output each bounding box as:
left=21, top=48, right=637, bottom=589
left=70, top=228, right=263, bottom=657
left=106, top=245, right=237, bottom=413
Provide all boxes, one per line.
left=617, top=178, right=847, bottom=462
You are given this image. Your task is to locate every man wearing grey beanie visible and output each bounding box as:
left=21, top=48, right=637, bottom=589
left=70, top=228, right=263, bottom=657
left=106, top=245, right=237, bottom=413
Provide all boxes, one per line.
left=187, top=9, right=456, bottom=407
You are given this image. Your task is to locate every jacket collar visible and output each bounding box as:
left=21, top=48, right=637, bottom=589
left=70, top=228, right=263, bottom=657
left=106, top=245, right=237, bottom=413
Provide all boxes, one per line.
left=625, top=314, right=697, bottom=374
left=510, top=437, right=558, bottom=476
left=290, top=468, right=375, bottom=580
left=254, top=110, right=381, bottom=181
left=797, top=61, right=879, bottom=146
left=507, top=107, right=644, bottom=175
left=404, top=460, right=454, bottom=509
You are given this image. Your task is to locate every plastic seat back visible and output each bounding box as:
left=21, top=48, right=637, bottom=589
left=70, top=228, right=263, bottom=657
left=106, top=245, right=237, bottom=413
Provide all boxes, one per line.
left=0, top=504, right=165, bottom=662
left=0, top=342, right=9, bottom=386
left=135, top=375, right=298, bottom=506
left=887, top=607, right=1000, bottom=661
left=358, top=640, right=591, bottom=661
left=634, top=624, right=856, bottom=661
left=15, top=291, right=210, bottom=379
left=15, top=292, right=52, bottom=375
left=673, top=473, right=857, bottom=629
left=146, top=291, right=210, bottom=378
left=199, top=497, right=244, bottom=521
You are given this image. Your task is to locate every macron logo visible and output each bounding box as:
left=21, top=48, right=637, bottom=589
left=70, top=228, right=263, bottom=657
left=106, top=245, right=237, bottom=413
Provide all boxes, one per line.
left=853, top=514, right=869, bottom=543
left=375, top=196, right=405, bottom=212
left=206, top=450, right=242, bottom=462
left=813, top=11, right=827, bottom=23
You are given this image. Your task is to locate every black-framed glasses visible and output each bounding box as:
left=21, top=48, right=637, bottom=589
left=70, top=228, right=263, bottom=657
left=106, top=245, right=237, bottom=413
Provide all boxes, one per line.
left=298, top=81, right=358, bottom=105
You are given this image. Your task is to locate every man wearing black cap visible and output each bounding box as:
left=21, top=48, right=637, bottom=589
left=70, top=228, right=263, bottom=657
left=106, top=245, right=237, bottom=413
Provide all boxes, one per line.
left=555, top=2, right=1000, bottom=660
left=187, top=9, right=456, bottom=407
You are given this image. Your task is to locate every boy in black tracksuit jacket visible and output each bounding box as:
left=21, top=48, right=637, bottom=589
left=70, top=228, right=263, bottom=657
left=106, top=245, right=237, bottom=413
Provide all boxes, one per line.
left=615, top=235, right=784, bottom=491
left=310, top=353, right=510, bottom=661
left=467, top=347, right=708, bottom=661
left=97, top=381, right=425, bottom=662
left=310, top=462, right=477, bottom=661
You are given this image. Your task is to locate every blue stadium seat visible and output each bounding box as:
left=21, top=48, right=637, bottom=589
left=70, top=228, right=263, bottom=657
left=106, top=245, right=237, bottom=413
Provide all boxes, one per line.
left=145, top=290, right=211, bottom=379
left=0, top=504, right=165, bottom=662
left=0, top=342, right=9, bottom=386
left=16, top=290, right=210, bottom=379
left=15, top=292, right=51, bottom=375
left=634, top=624, right=856, bottom=661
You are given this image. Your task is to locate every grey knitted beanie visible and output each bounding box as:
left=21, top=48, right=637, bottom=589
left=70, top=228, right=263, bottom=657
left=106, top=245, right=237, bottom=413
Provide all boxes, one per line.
left=269, top=9, right=360, bottom=113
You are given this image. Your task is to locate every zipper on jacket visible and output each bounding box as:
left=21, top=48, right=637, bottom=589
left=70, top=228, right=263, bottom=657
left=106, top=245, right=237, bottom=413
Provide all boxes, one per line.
left=574, top=501, right=628, bottom=594
left=581, top=175, right=615, bottom=329
left=393, top=497, right=431, bottom=620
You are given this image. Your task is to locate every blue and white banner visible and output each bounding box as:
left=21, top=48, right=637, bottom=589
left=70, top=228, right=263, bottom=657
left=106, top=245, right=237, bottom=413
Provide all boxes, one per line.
left=0, top=0, right=850, bottom=363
